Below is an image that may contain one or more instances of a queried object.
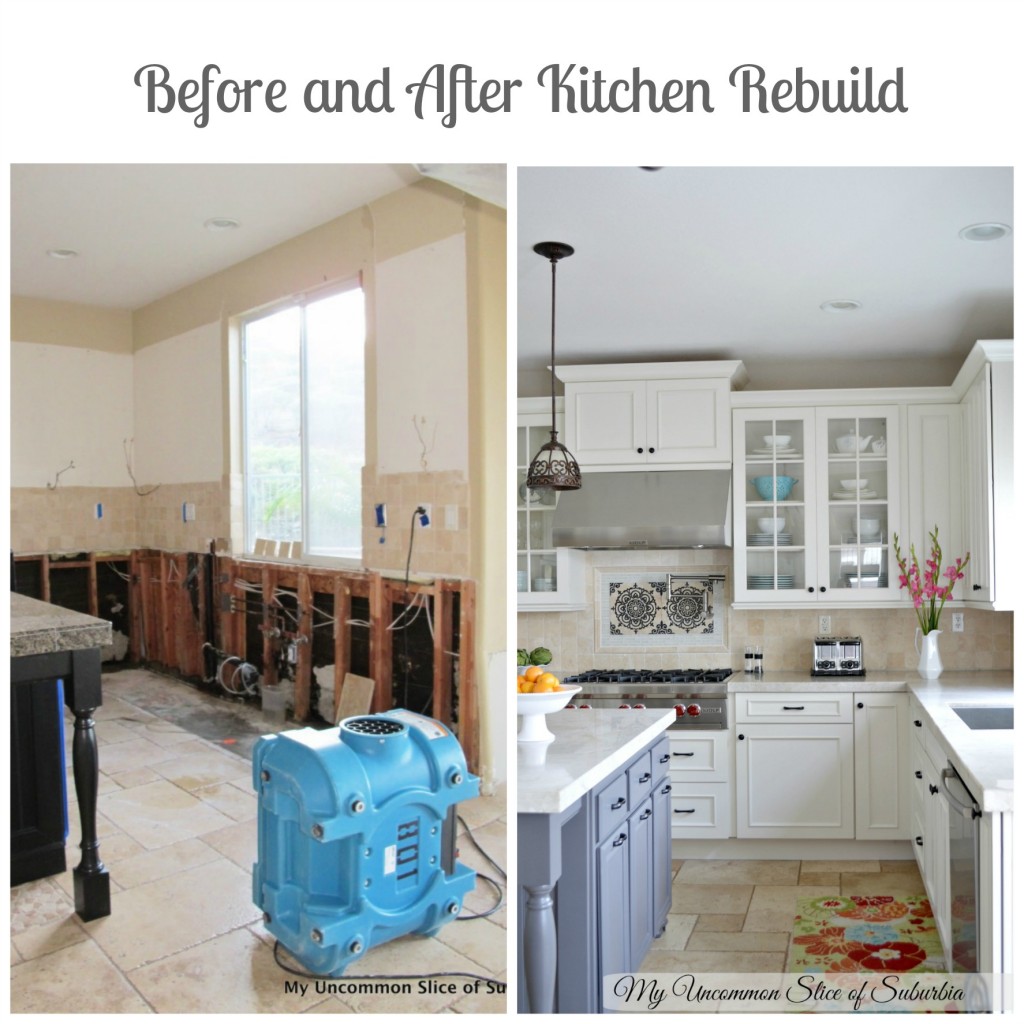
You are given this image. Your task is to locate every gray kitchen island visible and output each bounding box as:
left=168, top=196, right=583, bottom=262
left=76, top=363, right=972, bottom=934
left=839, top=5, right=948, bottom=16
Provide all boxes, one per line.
left=10, top=592, right=112, bottom=920
left=517, top=708, right=675, bottom=1013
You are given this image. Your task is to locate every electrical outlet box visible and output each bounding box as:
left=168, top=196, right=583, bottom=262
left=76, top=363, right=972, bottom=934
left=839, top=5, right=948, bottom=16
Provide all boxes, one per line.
left=418, top=504, right=432, bottom=527
left=375, top=503, right=387, bottom=527
left=819, top=615, right=832, bottom=634
left=952, top=612, right=964, bottom=633
left=444, top=504, right=459, bottom=530
left=94, top=502, right=103, bottom=520
left=182, top=502, right=196, bottom=522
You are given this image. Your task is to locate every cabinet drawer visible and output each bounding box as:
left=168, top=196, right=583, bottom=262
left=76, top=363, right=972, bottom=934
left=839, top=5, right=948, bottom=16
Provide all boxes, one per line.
left=668, top=731, right=730, bottom=781
left=628, top=750, right=654, bottom=808
left=596, top=772, right=630, bottom=841
left=736, top=691, right=853, bottom=723
left=670, top=783, right=732, bottom=839
left=651, top=735, right=671, bottom=780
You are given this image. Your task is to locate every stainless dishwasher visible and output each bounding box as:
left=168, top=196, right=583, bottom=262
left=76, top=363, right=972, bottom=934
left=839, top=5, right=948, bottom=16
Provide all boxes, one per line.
left=940, top=763, right=981, bottom=973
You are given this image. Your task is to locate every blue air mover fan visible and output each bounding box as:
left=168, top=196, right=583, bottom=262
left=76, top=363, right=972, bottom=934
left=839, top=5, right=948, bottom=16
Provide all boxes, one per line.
left=252, top=709, right=478, bottom=976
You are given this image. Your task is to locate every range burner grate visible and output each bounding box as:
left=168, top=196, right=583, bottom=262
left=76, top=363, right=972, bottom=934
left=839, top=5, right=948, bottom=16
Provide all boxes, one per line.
left=562, top=668, right=733, bottom=686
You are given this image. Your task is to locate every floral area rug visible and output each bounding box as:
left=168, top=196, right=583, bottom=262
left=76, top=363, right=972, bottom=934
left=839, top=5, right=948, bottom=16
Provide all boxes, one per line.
left=787, top=895, right=945, bottom=973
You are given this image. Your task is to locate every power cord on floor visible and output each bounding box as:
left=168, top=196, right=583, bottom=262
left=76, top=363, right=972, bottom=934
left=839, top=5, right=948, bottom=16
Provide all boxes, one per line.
left=270, top=812, right=506, bottom=989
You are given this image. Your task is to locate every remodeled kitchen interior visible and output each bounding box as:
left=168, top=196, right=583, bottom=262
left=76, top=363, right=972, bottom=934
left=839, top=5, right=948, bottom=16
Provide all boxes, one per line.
left=515, top=167, right=1013, bottom=1013
left=10, top=164, right=508, bottom=1013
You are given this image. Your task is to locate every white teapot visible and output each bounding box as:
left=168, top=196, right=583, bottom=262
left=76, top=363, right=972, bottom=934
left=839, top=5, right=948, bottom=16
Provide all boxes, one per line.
left=835, top=430, right=873, bottom=454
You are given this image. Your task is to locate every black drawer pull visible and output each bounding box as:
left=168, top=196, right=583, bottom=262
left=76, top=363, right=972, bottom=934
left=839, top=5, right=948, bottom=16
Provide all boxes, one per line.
left=915, top=836, right=924, bottom=846
left=610, top=797, right=626, bottom=810
left=673, top=751, right=695, bottom=757
left=973, top=584, right=982, bottom=591
left=660, top=784, right=671, bottom=795
left=639, top=772, right=652, bottom=784
left=639, top=809, right=652, bottom=821
left=914, top=720, right=922, bottom=727
left=613, top=832, right=627, bottom=847
left=674, top=808, right=696, bottom=814
left=914, top=770, right=923, bottom=779
left=782, top=705, right=805, bottom=711
left=659, top=754, right=670, bottom=764
left=929, top=784, right=939, bottom=795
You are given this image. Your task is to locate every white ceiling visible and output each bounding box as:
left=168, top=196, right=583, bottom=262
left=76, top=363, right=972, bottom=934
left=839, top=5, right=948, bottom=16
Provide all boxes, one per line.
left=11, top=163, right=505, bottom=310
left=517, top=167, right=1013, bottom=391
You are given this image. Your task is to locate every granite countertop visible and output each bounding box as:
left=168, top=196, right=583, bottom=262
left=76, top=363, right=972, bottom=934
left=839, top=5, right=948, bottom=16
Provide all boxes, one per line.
left=10, top=593, right=112, bottom=658
left=518, top=709, right=675, bottom=815
left=732, top=669, right=1013, bottom=813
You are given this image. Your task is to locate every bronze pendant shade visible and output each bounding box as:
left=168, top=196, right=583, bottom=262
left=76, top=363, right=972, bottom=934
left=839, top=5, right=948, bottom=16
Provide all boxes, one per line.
left=526, top=241, right=582, bottom=491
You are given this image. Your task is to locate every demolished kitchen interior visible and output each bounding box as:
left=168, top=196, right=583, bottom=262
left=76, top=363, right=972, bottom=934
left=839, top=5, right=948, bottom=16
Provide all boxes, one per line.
left=515, top=166, right=1013, bottom=1013
left=10, top=163, right=508, bottom=1012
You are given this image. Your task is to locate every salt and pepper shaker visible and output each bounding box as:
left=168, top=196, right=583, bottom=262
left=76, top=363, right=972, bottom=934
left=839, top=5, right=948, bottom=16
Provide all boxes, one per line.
left=753, top=645, right=764, bottom=675
left=744, top=645, right=754, bottom=673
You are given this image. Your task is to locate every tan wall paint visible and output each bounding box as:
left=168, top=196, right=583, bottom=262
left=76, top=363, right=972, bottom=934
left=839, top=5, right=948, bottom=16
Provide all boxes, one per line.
left=11, top=296, right=133, bottom=353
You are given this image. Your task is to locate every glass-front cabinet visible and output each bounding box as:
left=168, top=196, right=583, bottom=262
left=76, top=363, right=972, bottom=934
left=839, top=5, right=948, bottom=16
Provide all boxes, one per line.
left=517, top=399, right=585, bottom=611
left=733, top=406, right=901, bottom=604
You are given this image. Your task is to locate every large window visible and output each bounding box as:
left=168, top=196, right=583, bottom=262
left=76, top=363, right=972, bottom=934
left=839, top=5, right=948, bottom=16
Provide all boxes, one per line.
left=242, top=285, right=365, bottom=561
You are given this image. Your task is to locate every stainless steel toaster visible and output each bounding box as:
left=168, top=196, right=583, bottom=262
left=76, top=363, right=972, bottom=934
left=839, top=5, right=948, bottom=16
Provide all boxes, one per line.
left=812, top=636, right=864, bottom=676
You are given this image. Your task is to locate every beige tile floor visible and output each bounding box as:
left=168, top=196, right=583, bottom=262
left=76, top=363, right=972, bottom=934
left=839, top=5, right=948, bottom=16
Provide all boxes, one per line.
left=10, top=669, right=507, bottom=1013
left=640, top=856, right=926, bottom=974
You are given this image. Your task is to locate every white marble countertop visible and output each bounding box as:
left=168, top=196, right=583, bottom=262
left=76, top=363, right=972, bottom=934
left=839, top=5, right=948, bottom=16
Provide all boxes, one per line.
left=518, top=709, right=675, bottom=815
left=10, top=592, right=112, bottom=658
left=732, top=670, right=1013, bottom=813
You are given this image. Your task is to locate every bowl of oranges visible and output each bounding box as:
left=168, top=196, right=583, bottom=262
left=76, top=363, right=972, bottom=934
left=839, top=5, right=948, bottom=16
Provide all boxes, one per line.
left=516, top=666, right=580, bottom=742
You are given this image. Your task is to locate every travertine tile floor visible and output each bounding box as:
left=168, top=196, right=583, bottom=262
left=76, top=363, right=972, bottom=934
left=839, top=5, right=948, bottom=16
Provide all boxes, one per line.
left=10, top=669, right=507, bottom=1013
left=640, top=856, right=926, bottom=974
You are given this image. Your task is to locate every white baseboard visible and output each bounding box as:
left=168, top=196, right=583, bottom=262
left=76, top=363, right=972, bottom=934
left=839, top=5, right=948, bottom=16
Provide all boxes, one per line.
left=672, top=837, right=914, bottom=860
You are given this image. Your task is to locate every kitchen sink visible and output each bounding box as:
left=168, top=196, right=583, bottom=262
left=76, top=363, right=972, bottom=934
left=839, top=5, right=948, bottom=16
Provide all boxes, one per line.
left=951, top=705, right=1014, bottom=730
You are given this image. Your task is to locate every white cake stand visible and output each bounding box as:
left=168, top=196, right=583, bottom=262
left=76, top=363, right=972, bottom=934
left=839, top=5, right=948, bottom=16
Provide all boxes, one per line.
left=517, top=685, right=581, bottom=742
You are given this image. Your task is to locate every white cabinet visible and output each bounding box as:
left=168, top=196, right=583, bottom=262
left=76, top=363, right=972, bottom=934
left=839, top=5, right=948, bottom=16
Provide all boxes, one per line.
left=853, top=692, right=910, bottom=840
left=557, top=361, right=747, bottom=470
left=959, top=349, right=1013, bottom=609
left=516, top=399, right=585, bottom=611
left=909, top=705, right=951, bottom=959
left=667, top=729, right=733, bottom=839
left=733, top=406, right=902, bottom=605
left=735, top=693, right=855, bottom=839
left=735, top=690, right=909, bottom=841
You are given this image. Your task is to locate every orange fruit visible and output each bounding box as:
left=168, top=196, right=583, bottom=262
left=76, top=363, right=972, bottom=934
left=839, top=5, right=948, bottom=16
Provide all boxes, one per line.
left=523, top=665, right=543, bottom=683
left=536, top=672, right=559, bottom=689
left=519, top=679, right=534, bottom=693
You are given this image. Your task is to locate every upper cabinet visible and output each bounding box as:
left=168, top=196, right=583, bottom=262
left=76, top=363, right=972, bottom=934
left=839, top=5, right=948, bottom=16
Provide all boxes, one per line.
left=956, top=342, right=1013, bottom=610
left=733, top=404, right=902, bottom=605
left=557, top=362, right=747, bottom=471
left=517, top=398, right=585, bottom=612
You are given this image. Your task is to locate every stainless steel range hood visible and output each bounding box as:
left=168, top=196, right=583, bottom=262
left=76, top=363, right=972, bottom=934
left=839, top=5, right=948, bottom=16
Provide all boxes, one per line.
left=551, top=470, right=732, bottom=550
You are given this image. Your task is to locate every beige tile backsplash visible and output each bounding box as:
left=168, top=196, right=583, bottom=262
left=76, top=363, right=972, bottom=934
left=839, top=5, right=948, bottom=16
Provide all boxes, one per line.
left=517, top=550, right=1013, bottom=675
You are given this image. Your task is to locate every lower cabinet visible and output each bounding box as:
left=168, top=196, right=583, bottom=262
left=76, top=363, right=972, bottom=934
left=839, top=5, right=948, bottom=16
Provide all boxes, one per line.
left=668, top=728, right=733, bottom=839
left=735, top=691, right=909, bottom=840
left=594, top=735, right=671, bottom=999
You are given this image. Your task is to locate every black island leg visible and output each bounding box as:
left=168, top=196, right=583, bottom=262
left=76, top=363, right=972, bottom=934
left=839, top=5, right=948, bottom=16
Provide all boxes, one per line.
left=65, top=649, right=111, bottom=920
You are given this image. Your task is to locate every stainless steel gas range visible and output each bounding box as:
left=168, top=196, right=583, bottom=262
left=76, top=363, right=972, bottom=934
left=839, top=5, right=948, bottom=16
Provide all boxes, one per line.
left=559, top=668, right=733, bottom=729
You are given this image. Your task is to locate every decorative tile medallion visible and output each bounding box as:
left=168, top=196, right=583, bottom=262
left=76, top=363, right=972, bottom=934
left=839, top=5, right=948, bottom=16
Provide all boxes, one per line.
left=598, top=571, right=725, bottom=648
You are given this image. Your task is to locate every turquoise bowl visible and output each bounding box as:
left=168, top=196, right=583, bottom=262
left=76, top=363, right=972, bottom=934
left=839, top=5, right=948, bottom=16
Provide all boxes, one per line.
left=752, top=475, right=797, bottom=500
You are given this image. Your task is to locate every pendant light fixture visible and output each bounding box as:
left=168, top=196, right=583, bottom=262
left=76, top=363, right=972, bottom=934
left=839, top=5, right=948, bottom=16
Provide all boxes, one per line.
left=526, top=241, right=582, bottom=491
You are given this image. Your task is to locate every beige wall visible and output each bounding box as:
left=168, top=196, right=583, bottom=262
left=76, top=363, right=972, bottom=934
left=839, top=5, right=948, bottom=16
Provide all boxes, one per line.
left=516, top=549, right=1013, bottom=675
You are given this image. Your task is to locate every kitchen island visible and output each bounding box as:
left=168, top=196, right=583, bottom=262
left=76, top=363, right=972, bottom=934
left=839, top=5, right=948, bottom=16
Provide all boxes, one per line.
left=10, top=593, right=112, bottom=920
left=518, top=708, right=675, bottom=1014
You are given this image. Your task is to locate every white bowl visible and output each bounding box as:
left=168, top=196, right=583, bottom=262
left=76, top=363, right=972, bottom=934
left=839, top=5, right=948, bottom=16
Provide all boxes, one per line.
left=763, top=434, right=792, bottom=448
left=517, top=685, right=580, bottom=741
left=840, top=478, right=868, bottom=491
left=858, top=518, right=881, bottom=535
left=756, top=516, right=785, bottom=533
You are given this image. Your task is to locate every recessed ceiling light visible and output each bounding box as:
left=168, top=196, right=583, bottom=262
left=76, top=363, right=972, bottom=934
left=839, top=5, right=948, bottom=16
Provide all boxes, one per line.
left=46, top=248, right=78, bottom=259
left=820, top=299, right=862, bottom=313
left=204, top=217, right=240, bottom=232
left=958, top=222, right=1011, bottom=242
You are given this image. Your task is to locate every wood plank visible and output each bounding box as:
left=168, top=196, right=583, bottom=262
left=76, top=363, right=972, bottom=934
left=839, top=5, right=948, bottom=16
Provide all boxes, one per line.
left=294, top=570, right=313, bottom=721
left=261, top=566, right=278, bottom=686
left=333, top=577, right=351, bottom=720
left=458, top=579, right=478, bottom=774
left=128, top=551, right=142, bottom=661
left=41, top=555, right=50, bottom=603
left=433, top=580, right=454, bottom=724
left=369, top=572, right=388, bottom=713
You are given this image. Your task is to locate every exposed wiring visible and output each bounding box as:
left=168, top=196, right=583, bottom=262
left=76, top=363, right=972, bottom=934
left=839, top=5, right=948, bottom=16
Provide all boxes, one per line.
left=46, top=460, right=75, bottom=490
left=123, top=438, right=161, bottom=496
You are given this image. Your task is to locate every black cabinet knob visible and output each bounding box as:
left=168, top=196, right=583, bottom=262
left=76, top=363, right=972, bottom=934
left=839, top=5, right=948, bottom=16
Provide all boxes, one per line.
left=819, top=586, right=826, bottom=593
left=857, top=702, right=864, bottom=709
left=738, top=733, right=745, bottom=740
left=914, top=720, right=922, bottom=727
left=973, top=584, right=982, bottom=591
left=915, top=836, right=924, bottom=846
left=637, top=447, right=644, bottom=454
left=914, top=770, right=923, bottom=779
left=648, top=447, right=655, bottom=454
left=807, top=586, right=814, bottom=593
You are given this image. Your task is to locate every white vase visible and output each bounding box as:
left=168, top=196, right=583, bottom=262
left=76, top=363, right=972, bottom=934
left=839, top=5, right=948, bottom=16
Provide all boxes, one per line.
left=915, top=628, right=943, bottom=679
